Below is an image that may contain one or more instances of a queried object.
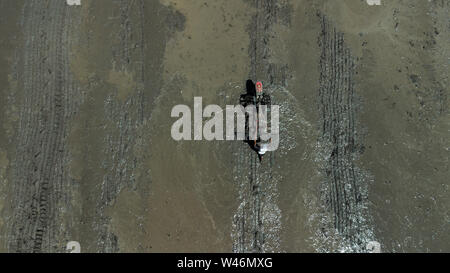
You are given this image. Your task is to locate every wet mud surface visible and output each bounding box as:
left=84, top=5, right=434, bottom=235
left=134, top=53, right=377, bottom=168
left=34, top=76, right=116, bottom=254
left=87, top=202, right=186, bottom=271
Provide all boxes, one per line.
left=0, top=0, right=448, bottom=252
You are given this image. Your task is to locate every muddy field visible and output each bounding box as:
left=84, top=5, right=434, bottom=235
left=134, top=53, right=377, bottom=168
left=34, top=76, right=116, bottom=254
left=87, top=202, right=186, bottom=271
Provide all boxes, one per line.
left=0, top=0, right=448, bottom=253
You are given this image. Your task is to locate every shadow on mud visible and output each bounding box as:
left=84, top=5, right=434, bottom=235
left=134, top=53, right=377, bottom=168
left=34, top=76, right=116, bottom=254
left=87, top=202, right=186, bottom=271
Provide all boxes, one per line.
left=240, top=79, right=263, bottom=162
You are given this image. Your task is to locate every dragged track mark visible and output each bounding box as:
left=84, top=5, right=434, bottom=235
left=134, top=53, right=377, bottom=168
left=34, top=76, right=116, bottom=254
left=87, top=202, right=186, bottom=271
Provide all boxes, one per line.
left=96, top=0, right=147, bottom=252
left=315, top=15, right=374, bottom=252
left=8, top=0, right=82, bottom=252
left=232, top=0, right=290, bottom=253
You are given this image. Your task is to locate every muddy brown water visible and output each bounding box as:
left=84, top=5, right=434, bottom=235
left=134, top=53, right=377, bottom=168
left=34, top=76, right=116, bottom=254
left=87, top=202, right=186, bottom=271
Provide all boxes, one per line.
left=0, top=0, right=448, bottom=252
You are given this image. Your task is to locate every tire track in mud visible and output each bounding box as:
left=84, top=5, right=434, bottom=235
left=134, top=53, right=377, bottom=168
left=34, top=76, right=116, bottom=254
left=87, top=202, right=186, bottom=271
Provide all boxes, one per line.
left=232, top=0, right=290, bottom=253
left=95, top=0, right=147, bottom=252
left=8, top=0, right=82, bottom=252
left=314, top=14, right=374, bottom=252
left=429, top=0, right=449, bottom=116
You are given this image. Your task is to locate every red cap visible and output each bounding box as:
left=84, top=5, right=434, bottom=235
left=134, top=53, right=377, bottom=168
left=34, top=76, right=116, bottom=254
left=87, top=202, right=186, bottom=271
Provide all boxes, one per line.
left=256, top=81, right=263, bottom=93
